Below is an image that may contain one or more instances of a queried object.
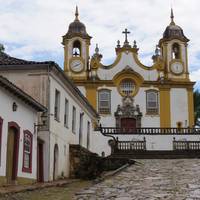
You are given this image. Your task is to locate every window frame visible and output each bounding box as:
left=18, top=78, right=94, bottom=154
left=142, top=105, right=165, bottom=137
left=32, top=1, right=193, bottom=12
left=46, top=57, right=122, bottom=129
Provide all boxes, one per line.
left=146, top=90, right=159, bottom=115
left=0, top=117, right=3, bottom=165
left=119, top=79, right=135, bottom=96
left=98, top=89, right=111, bottom=114
left=64, top=98, right=69, bottom=128
left=22, top=130, right=33, bottom=173
left=54, top=89, right=60, bottom=122
left=72, top=106, right=76, bottom=134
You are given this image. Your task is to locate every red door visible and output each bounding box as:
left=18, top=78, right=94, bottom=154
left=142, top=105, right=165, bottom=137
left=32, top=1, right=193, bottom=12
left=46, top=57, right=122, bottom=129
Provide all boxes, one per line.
left=37, top=141, right=44, bottom=182
left=121, top=118, right=136, bottom=133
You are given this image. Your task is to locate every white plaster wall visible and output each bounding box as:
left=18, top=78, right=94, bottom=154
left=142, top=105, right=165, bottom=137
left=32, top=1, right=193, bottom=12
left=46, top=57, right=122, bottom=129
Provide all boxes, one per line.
left=170, top=88, right=189, bottom=127
left=0, top=88, right=38, bottom=180
left=78, top=86, right=86, bottom=96
left=98, top=52, right=158, bottom=81
left=90, top=132, right=200, bottom=156
left=48, top=75, right=95, bottom=179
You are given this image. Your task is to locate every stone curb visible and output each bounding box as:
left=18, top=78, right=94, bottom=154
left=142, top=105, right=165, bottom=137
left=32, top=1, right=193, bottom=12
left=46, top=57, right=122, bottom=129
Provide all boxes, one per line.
left=93, top=162, right=133, bottom=184
left=0, top=179, right=79, bottom=197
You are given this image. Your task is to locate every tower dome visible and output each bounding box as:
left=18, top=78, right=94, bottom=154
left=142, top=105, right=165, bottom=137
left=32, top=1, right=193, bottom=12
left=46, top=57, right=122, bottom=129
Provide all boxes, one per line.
left=160, top=9, right=189, bottom=44
left=63, top=6, right=91, bottom=40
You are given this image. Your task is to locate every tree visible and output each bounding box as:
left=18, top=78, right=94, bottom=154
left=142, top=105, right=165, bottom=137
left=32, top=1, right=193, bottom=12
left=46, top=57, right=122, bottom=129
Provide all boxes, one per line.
left=194, top=90, right=200, bottom=126
left=0, top=44, right=5, bottom=53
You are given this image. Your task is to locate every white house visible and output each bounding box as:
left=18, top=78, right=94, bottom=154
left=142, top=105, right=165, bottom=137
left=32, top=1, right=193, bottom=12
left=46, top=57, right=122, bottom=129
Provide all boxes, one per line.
left=0, top=52, right=99, bottom=182
left=0, top=75, right=46, bottom=185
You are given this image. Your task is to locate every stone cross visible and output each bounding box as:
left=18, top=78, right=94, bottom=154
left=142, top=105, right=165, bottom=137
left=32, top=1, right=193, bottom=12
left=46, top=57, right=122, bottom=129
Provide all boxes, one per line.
left=122, top=28, right=130, bottom=43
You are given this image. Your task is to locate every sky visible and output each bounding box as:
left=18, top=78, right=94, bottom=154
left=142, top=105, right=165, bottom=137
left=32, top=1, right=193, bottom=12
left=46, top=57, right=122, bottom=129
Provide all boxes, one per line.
left=0, top=0, right=200, bottom=89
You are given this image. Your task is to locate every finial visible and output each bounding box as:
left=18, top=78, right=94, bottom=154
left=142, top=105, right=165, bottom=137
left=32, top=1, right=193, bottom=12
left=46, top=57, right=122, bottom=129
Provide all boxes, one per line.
left=133, top=40, right=137, bottom=48
left=95, top=44, right=99, bottom=54
left=170, top=8, right=175, bottom=25
left=75, top=5, right=79, bottom=21
left=155, top=45, right=159, bottom=56
left=117, top=40, right=120, bottom=48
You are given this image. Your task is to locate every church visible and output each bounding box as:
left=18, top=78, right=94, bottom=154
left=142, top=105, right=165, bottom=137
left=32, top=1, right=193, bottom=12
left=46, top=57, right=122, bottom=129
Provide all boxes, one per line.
left=0, top=6, right=200, bottom=185
left=63, top=7, right=200, bottom=156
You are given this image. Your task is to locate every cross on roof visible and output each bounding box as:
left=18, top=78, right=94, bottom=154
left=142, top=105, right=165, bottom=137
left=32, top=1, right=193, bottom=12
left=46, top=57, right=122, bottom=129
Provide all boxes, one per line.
left=122, top=28, right=130, bottom=43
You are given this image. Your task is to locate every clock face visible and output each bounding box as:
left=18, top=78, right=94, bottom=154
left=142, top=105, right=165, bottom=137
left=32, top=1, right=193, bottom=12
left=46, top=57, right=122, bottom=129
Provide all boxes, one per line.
left=70, top=60, right=84, bottom=72
left=171, top=62, right=184, bottom=75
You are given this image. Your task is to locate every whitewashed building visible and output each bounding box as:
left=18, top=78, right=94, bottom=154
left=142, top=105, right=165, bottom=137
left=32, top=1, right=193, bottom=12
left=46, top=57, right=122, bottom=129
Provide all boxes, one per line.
left=0, top=75, right=46, bottom=185
left=0, top=52, right=99, bottom=181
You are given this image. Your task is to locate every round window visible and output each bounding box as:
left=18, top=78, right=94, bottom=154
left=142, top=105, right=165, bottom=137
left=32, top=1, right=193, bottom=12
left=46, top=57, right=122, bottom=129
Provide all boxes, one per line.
left=120, top=79, right=135, bottom=96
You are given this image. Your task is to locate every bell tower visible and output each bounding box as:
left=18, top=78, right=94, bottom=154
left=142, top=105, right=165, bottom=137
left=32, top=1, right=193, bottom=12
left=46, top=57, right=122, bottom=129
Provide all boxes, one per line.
left=62, top=6, right=92, bottom=80
left=159, top=9, right=190, bottom=80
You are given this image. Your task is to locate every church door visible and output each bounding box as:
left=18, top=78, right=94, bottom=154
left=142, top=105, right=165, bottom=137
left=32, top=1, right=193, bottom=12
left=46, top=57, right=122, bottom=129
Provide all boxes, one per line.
left=6, top=125, right=19, bottom=183
left=121, top=118, right=136, bottom=132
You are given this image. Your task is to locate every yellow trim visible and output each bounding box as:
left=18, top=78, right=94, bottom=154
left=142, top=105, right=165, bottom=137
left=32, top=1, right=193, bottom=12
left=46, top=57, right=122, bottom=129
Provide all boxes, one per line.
left=187, top=88, right=194, bottom=127
left=86, top=86, right=97, bottom=110
left=99, top=52, right=122, bottom=69
left=159, top=87, right=171, bottom=127
left=112, top=68, right=144, bottom=97
left=131, top=53, right=157, bottom=71
left=0, top=176, right=36, bottom=186
left=64, top=42, right=69, bottom=72
left=17, top=177, right=36, bottom=185
left=0, top=176, right=6, bottom=185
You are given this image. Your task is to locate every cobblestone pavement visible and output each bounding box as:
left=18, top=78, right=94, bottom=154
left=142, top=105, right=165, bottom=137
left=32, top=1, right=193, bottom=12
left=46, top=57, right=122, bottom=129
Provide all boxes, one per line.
left=74, top=159, right=200, bottom=200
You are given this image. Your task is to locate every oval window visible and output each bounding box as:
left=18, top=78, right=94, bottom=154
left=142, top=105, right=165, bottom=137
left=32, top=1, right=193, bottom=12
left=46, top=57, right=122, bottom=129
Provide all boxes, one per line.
left=120, top=79, right=135, bottom=96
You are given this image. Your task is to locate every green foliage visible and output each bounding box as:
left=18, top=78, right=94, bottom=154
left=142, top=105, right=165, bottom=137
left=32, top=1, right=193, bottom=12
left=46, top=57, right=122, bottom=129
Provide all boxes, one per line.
left=0, top=44, right=5, bottom=52
left=194, top=90, right=200, bottom=126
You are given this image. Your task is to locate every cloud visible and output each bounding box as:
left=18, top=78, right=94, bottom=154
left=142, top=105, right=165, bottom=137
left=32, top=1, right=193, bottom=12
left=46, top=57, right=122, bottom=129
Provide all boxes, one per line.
left=0, top=0, right=200, bottom=85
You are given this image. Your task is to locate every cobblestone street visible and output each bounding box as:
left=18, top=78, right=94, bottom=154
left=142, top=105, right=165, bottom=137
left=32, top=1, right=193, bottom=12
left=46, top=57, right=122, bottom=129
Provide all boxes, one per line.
left=74, top=159, right=200, bottom=200
left=1, top=159, right=200, bottom=200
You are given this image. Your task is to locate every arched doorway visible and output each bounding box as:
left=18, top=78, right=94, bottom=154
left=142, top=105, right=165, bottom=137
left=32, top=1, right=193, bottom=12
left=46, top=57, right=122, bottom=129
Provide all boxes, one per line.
left=53, top=144, right=59, bottom=180
left=6, top=122, right=20, bottom=183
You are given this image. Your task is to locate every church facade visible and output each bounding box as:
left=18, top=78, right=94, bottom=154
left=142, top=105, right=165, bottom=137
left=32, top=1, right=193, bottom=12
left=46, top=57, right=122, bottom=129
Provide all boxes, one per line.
left=63, top=8, right=197, bottom=155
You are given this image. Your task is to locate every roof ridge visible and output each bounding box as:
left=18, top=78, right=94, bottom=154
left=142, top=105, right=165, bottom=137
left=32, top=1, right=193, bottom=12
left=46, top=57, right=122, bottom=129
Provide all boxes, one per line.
left=0, top=51, right=55, bottom=65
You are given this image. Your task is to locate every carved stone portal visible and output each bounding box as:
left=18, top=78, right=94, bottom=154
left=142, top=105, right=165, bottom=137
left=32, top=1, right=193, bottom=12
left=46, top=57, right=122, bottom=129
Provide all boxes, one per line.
left=114, top=96, right=142, bottom=128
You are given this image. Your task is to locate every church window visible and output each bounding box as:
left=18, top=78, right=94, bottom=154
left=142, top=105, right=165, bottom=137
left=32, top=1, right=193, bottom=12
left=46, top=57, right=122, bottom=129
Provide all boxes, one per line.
left=120, top=79, right=135, bottom=96
left=22, top=130, right=32, bottom=173
left=54, top=89, right=60, bottom=121
left=0, top=117, right=3, bottom=165
left=98, top=89, right=111, bottom=114
left=64, top=98, right=69, bottom=128
left=72, top=40, right=81, bottom=57
left=146, top=90, right=159, bottom=114
left=72, top=106, right=76, bottom=133
left=172, top=43, right=180, bottom=59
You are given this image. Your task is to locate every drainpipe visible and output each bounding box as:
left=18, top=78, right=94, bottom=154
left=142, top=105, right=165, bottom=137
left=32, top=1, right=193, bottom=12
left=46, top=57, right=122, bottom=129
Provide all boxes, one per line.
left=47, top=64, right=51, bottom=181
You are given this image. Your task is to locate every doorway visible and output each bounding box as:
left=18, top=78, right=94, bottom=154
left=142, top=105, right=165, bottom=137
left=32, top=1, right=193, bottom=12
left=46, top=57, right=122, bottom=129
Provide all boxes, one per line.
left=53, top=144, right=59, bottom=180
left=6, top=122, right=20, bottom=184
left=121, top=118, right=136, bottom=132
left=37, top=139, right=44, bottom=182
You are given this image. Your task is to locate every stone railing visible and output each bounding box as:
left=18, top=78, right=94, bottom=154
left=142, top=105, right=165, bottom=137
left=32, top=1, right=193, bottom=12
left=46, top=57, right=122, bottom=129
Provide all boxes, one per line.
left=173, top=139, right=200, bottom=151
left=99, top=127, right=200, bottom=135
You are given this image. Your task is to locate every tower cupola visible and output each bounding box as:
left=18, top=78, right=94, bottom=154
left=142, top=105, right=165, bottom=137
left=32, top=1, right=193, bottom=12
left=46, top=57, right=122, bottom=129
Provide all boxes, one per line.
left=63, top=6, right=91, bottom=41
left=160, top=9, right=189, bottom=44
